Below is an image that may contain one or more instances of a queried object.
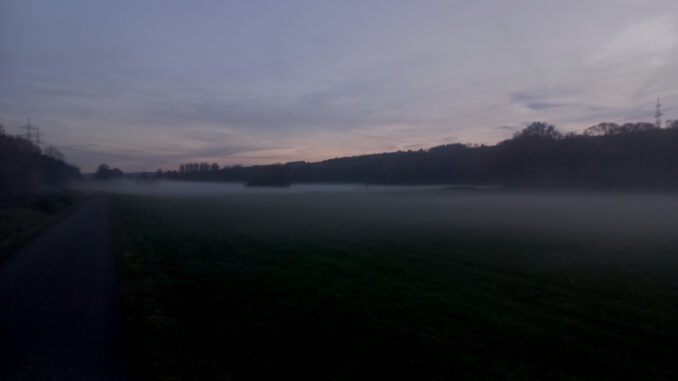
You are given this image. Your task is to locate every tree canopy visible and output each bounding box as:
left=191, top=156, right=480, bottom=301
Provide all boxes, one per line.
left=0, top=128, right=80, bottom=198
left=513, top=122, right=562, bottom=139
left=94, top=164, right=124, bottom=181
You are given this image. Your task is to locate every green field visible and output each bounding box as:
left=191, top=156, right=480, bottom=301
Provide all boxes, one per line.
left=111, top=188, right=678, bottom=380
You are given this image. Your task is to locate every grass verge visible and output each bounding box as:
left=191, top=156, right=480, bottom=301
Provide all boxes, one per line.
left=0, top=191, right=91, bottom=259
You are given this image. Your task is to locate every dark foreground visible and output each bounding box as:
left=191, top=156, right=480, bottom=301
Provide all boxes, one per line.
left=0, top=192, right=86, bottom=259
left=0, top=196, right=126, bottom=380
left=113, top=190, right=678, bottom=380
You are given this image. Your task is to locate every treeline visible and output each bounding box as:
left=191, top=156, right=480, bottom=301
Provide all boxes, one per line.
left=161, top=120, right=678, bottom=190
left=162, top=163, right=287, bottom=185
left=0, top=125, right=81, bottom=198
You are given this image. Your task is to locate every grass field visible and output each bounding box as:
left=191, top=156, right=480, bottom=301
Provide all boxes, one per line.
left=111, top=187, right=678, bottom=380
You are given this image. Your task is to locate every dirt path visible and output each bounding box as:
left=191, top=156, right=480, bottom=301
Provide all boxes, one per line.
left=0, top=195, right=127, bottom=380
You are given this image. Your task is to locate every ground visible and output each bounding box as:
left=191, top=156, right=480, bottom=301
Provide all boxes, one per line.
left=0, top=192, right=88, bottom=259
left=111, top=188, right=678, bottom=380
left=1, top=196, right=126, bottom=379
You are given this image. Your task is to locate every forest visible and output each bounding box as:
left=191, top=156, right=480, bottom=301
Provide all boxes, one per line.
left=0, top=125, right=81, bottom=199
left=162, top=121, right=678, bottom=190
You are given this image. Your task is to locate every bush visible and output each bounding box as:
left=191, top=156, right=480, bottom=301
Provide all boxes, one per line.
left=32, top=193, right=73, bottom=215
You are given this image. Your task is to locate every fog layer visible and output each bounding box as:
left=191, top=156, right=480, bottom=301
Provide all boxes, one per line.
left=73, top=180, right=678, bottom=248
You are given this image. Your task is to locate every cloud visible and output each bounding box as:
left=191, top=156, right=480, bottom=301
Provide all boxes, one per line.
left=2, top=0, right=678, bottom=171
left=586, top=15, right=678, bottom=70
left=525, top=102, right=568, bottom=111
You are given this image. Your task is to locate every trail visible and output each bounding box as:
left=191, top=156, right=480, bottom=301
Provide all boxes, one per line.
left=0, top=195, right=127, bottom=380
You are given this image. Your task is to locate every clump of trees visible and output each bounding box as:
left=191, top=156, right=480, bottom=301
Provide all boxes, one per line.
left=161, top=162, right=244, bottom=182
left=0, top=124, right=81, bottom=199
left=583, top=122, right=658, bottom=136
left=162, top=162, right=224, bottom=181
left=513, top=121, right=562, bottom=139
left=179, top=162, right=220, bottom=173
left=94, top=164, right=124, bottom=181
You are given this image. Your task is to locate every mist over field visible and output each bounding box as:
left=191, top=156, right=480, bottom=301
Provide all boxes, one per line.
left=72, top=179, right=678, bottom=248
left=71, top=179, right=439, bottom=195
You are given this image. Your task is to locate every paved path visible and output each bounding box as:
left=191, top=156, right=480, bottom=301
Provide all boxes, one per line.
left=0, top=195, right=127, bottom=380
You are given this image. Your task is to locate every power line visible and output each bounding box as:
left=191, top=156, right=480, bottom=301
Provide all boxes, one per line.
left=19, top=118, right=44, bottom=147
left=560, top=92, right=678, bottom=125
left=20, top=118, right=35, bottom=142
left=611, top=103, right=678, bottom=125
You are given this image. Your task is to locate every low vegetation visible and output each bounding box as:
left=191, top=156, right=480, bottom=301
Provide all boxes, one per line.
left=112, top=189, right=678, bottom=380
left=0, top=125, right=85, bottom=258
left=0, top=126, right=80, bottom=199
left=0, top=192, right=88, bottom=258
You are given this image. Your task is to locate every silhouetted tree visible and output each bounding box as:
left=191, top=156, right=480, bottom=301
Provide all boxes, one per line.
left=583, top=122, right=620, bottom=136
left=622, top=122, right=657, bottom=133
left=94, top=163, right=124, bottom=181
left=513, top=122, right=562, bottom=139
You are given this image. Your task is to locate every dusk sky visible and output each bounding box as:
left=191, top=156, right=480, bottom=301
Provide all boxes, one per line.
left=2, top=0, right=677, bottom=172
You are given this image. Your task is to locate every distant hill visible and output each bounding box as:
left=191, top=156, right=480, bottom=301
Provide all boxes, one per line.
left=163, top=122, right=678, bottom=190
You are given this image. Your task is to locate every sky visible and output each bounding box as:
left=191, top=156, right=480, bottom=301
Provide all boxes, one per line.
left=1, top=0, right=678, bottom=172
